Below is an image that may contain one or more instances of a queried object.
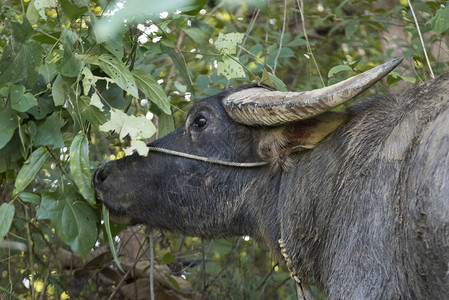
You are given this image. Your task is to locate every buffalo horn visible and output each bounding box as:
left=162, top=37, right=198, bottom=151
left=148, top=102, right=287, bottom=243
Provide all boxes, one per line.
left=223, top=57, right=403, bottom=126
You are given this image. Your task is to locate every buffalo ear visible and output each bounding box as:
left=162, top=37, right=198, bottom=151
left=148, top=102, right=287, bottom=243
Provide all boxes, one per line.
left=284, top=111, right=348, bottom=150
left=257, top=112, right=348, bottom=165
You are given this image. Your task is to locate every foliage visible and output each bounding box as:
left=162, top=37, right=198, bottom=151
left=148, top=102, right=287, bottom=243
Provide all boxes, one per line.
left=0, top=0, right=448, bottom=299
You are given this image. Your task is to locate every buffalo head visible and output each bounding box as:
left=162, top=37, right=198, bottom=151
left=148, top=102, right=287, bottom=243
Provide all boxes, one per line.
left=93, top=58, right=401, bottom=240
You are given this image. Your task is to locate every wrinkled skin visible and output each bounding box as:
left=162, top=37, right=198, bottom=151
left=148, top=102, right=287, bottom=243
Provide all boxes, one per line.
left=94, top=75, right=449, bottom=299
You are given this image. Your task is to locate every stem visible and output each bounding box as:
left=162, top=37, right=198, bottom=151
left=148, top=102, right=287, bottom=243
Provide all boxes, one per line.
left=25, top=206, right=35, bottom=300
left=296, top=0, right=325, bottom=87
left=407, top=0, right=434, bottom=78
left=149, top=232, right=155, bottom=300
left=165, top=31, right=186, bottom=91
left=273, top=0, right=288, bottom=73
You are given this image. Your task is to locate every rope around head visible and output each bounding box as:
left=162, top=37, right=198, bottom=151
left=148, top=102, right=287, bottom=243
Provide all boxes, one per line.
left=147, top=147, right=269, bottom=168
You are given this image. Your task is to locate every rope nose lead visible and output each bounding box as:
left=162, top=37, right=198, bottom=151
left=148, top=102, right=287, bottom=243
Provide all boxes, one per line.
left=147, top=147, right=269, bottom=168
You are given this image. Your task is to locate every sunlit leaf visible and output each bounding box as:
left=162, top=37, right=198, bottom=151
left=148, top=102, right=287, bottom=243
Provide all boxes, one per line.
left=215, top=32, right=244, bottom=55
left=13, top=147, right=50, bottom=196
left=70, top=133, right=96, bottom=205
left=217, top=55, right=245, bottom=80
left=34, top=0, right=57, bottom=20
left=100, top=108, right=156, bottom=141
left=123, top=140, right=149, bottom=156
left=0, top=203, right=15, bottom=241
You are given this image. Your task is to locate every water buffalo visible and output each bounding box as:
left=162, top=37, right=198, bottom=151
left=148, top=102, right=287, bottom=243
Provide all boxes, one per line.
left=94, top=58, right=449, bottom=299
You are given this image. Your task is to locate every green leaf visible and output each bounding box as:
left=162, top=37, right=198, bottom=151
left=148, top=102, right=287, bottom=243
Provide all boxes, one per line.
left=158, top=112, right=175, bottom=138
left=160, top=253, right=176, bottom=265
left=13, top=147, right=50, bottom=196
left=59, top=0, right=88, bottom=20
left=345, top=19, right=360, bottom=38
left=0, top=203, right=15, bottom=241
left=328, top=64, right=353, bottom=77
left=287, top=34, right=306, bottom=47
left=166, top=275, right=181, bottom=291
left=8, top=18, right=34, bottom=44
left=430, top=6, right=449, bottom=35
left=387, top=71, right=417, bottom=85
left=102, top=205, right=124, bottom=272
left=37, top=189, right=98, bottom=259
left=161, top=45, right=195, bottom=94
left=0, top=86, right=9, bottom=98
left=70, top=133, right=96, bottom=205
left=52, top=74, right=74, bottom=106
left=76, top=54, right=100, bottom=65
left=247, top=0, right=267, bottom=15
left=78, top=96, right=107, bottom=127
left=195, top=75, right=210, bottom=90
left=132, top=69, right=171, bottom=114
left=0, top=106, right=18, bottom=150
left=10, top=84, right=38, bottom=112
left=183, top=27, right=210, bottom=45
left=38, top=63, right=57, bottom=84
left=97, top=54, right=138, bottom=98
left=267, top=73, right=287, bottom=92
left=55, top=46, right=81, bottom=77
left=217, top=55, right=245, bottom=80
left=19, top=192, right=41, bottom=204
left=0, top=40, right=43, bottom=86
left=215, top=32, right=244, bottom=55
left=34, top=113, right=65, bottom=148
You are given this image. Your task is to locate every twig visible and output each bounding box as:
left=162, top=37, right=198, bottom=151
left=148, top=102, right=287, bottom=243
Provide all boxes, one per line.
left=407, top=0, right=434, bottom=78
left=39, top=260, right=53, bottom=300
left=274, top=0, right=288, bottom=73
left=226, top=8, right=260, bottom=88
left=236, top=9, right=260, bottom=58
left=296, top=0, right=325, bottom=87
left=24, top=206, right=35, bottom=300
left=239, top=45, right=275, bottom=73
left=107, top=268, right=132, bottom=300
left=164, top=30, right=186, bottom=91
left=205, top=239, right=241, bottom=297
left=256, top=263, right=278, bottom=292
left=149, top=232, right=155, bottom=300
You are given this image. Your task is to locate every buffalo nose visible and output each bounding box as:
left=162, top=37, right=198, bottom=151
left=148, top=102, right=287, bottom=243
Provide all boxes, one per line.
left=93, top=165, right=109, bottom=187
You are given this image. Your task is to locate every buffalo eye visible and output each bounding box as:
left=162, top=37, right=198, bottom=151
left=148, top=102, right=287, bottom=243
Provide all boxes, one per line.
left=193, top=115, right=207, bottom=127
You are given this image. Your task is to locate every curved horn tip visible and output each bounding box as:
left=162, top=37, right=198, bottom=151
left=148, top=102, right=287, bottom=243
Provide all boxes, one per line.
left=386, top=57, right=404, bottom=69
